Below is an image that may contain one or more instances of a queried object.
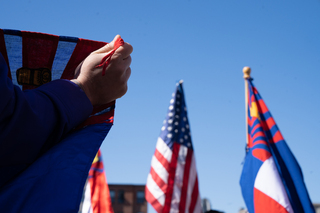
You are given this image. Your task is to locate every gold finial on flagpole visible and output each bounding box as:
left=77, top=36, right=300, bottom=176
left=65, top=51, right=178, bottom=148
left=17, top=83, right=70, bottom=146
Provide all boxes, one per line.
left=243, top=66, right=251, bottom=79
left=243, top=66, right=251, bottom=145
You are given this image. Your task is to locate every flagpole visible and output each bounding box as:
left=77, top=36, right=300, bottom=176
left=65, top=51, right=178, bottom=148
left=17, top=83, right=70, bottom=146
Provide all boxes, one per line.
left=243, top=66, right=251, bottom=145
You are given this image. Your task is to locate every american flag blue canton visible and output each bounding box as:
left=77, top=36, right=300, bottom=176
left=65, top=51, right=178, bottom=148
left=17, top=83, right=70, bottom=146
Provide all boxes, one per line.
left=160, top=82, right=193, bottom=150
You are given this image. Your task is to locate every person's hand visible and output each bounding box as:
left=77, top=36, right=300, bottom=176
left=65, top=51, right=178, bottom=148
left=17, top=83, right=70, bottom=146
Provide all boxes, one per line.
left=71, top=35, right=133, bottom=106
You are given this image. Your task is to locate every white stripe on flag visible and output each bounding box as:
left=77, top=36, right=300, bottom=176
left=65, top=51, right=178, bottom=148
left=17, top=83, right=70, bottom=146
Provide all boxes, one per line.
left=170, top=145, right=188, bottom=213
left=254, top=157, right=294, bottom=213
left=79, top=181, right=93, bottom=213
left=156, top=137, right=172, bottom=162
left=146, top=174, right=165, bottom=206
left=51, top=40, right=77, bottom=80
left=151, top=155, right=169, bottom=184
left=193, top=194, right=202, bottom=213
left=185, top=154, right=197, bottom=213
left=4, top=34, right=22, bottom=88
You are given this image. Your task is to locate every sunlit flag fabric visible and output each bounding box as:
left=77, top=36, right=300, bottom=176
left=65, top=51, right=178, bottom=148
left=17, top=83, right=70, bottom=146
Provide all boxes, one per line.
left=240, top=78, right=314, bottom=213
left=79, top=150, right=114, bottom=213
left=146, top=81, right=202, bottom=213
left=0, top=29, right=116, bottom=212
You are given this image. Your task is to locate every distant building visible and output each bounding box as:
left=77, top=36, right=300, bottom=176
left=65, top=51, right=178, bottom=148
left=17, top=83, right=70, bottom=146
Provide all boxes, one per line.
left=238, top=207, right=248, bottom=213
left=109, top=184, right=147, bottom=213
left=202, top=198, right=211, bottom=212
left=314, top=203, right=320, bottom=213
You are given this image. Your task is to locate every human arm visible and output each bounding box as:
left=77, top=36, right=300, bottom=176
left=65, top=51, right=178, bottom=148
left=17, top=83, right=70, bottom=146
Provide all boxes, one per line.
left=0, top=35, right=133, bottom=184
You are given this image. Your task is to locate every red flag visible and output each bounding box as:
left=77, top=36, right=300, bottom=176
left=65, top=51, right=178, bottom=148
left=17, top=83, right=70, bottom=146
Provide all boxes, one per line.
left=80, top=150, right=114, bottom=213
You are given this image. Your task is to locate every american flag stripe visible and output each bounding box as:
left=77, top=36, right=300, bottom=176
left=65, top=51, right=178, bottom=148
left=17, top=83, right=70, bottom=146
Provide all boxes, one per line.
left=170, top=145, right=187, bottom=213
left=163, top=143, right=180, bottom=213
left=189, top=178, right=201, bottom=213
left=153, top=150, right=170, bottom=174
left=146, top=81, right=201, bottom=213
left=150, top=156, right=169, bottom=184
left=150, top=167, right=167, bottom=192
left=146, top=174, right=166, bottom=205
left=179, top=147, right=193, bottom=213
left=156, top=137, right=173, bottom=162
left=185, top=155, right=198, bottom=212
left=145, top=185, right=164, bottom=212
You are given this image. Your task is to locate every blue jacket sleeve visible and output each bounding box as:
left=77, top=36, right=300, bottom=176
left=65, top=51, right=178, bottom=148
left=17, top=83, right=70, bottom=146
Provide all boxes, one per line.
left=0, top=52, right=93, bottom=186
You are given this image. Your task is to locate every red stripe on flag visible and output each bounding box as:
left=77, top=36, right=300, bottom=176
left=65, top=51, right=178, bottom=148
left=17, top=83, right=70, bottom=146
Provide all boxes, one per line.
left=145, top=187, right=163, bottom=213
left=188, top=176, right=199, bottom=213
left=162, top=143, right=180, bottom=213
left=154, top=149, right=170, bottom=173
left=252, top=130, right=265, bottom=141
left=179, top=149, right=193, bottom=213
left=21, top=31, right=59, bottom=90
left=252, top=148, right=272, bottom=162
left=61, top=38, right=106, bottom=80
left=271, top=131, right=284, bottom=144
left=88, top=151, right=114, bottom=213
left=265, top=117, right=276, bottom=130
left=250, top=122, right=260, bottom=135
left=258, top=99, right=269, bottom=114
left=150, top=167, right=167, bottom=193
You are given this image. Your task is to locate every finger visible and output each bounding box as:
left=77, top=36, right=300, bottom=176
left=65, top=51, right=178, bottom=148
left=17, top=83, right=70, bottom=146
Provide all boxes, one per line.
left=115, top=42, right=133, bottom=59
left=122, top=55, right=132, bottom=68
left=94, top=35, right=121, bottom=54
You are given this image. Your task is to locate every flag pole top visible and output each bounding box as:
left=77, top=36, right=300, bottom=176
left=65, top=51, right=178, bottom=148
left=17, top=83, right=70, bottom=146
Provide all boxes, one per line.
left=243, top=67, right=251, bottom=79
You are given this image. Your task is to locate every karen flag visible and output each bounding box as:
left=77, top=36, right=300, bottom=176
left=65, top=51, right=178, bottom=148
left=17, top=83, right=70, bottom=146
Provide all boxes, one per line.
left=145, top=81, right=202, bottom=213
left=79, top=150, right=114, bottom=213
left=0, top=29, right=116, bottom=212
left=240, top=69, right=314, bottom=213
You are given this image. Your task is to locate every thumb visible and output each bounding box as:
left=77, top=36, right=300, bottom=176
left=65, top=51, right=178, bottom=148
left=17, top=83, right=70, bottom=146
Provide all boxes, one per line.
left=94, top=35, right=121, bottom=54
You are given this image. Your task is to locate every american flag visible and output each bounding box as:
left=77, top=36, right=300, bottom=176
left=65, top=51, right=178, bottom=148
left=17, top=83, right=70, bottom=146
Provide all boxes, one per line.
left=146, top=81, right=202, bottom=213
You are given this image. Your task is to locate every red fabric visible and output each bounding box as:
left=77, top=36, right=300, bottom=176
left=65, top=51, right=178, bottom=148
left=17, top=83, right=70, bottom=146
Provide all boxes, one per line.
left=21, top=31, right=59, bottom=90
left=95, top=37, right=124, bottom=76
left=88, top=150, right=114, bottom=213
left=162, top=143, right=180, bottom=213
left=75, top=101, right=115, bottom=130
left=188, top=176, right=199, bottom=213
left=254, top=188, right=289, bottom=213
left=145, top=187, right=163, bottom=213
left=61, top=38, right=106, bottom=80
left=178, top=149, right=193, bottom=213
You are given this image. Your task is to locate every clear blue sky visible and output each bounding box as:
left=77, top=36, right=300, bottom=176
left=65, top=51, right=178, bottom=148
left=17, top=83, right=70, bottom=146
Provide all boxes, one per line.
left=1, top=0, right=319, bottom=212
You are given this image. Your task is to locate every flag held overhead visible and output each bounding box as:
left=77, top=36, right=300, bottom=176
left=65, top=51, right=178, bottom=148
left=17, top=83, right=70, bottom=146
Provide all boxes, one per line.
left=0, top=29, right=116, bottom=212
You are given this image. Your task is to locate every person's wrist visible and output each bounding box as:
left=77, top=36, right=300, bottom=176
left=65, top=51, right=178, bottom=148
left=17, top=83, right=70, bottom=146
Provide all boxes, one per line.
left=70, top=79, right=96, bottom=106
left=70, top=79, right=84, bottom=91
